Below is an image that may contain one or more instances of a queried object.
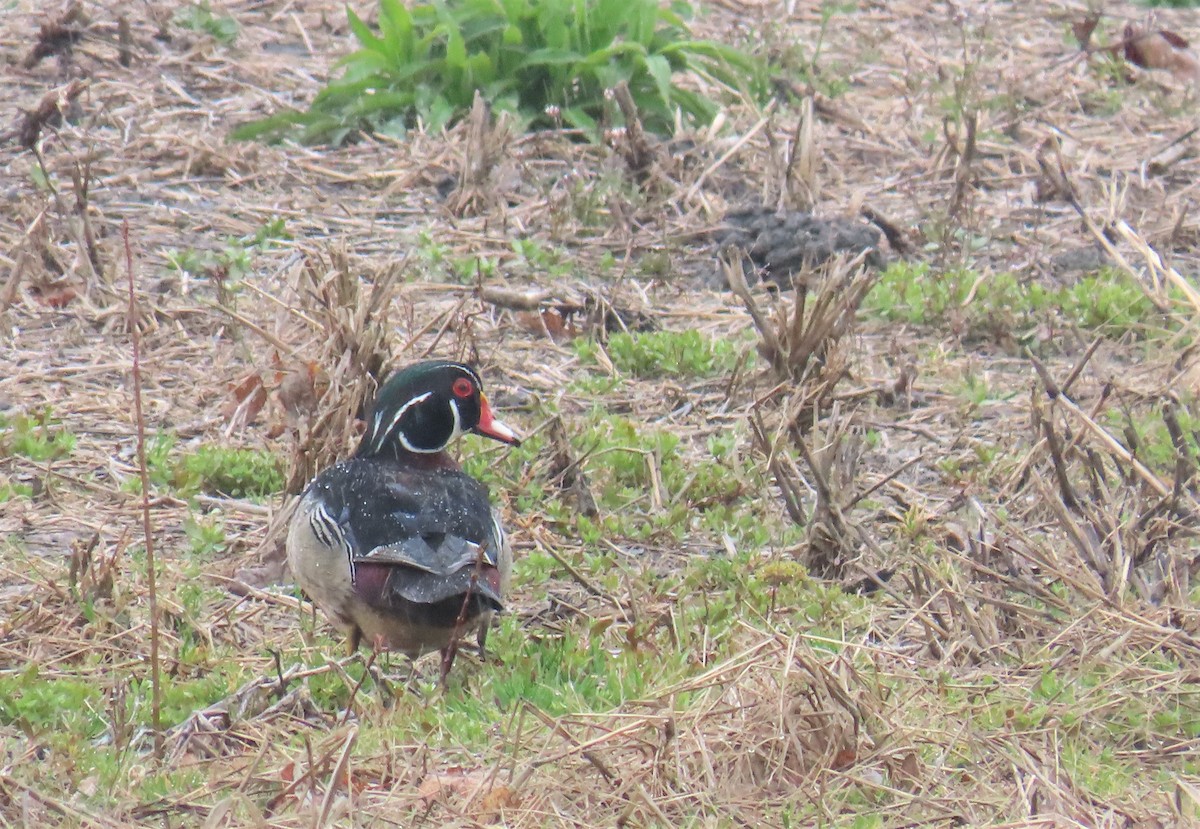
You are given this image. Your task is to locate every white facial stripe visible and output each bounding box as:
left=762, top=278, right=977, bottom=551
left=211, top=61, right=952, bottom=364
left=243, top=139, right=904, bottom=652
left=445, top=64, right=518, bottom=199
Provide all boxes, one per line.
left=448, top=399, right=463, bottom=442
left=371, top=391, right=432, bottom=454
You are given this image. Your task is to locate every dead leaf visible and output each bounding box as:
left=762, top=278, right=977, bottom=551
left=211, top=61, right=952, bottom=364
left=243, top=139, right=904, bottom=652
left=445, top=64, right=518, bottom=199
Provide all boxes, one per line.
left=417, top=768, right=515, bottom=821
left=887, top=750, right=925, bottom=790
left=229, top=557, right=288, bottom=594
left=277, top=361, right=324, bottom=423
left=479, top=785, right=518, bottom=816
left=1035, top=135, right=1074, bottom=204
left=831, top=747, right=857, bottom=770
left=516, top=308, right=576, bottom=342
left=1124, top=24, right=1200, bottom=85
left=417, top=767, right=488, bottom=805
left=1172, top=346, right=1200, bottom=399
left=1072, top=12, right=1100, bottom=49
left=222, top=373, right=267, bottom=431
left=32, top=285, right=78, bottom=308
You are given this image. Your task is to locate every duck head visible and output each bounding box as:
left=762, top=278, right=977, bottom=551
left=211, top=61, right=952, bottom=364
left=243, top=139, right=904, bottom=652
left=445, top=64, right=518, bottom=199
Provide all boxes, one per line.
left=357, top=361, right=521, bottom=459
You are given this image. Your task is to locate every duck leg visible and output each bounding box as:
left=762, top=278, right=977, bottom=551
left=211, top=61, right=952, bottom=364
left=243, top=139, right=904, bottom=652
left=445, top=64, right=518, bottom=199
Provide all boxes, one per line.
left=476, top=622, right=489, bottom=663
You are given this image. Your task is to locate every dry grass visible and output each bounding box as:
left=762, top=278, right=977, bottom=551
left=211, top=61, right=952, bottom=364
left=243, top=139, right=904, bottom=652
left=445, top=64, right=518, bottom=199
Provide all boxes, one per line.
left=3, top=0, right=1200, bottom=826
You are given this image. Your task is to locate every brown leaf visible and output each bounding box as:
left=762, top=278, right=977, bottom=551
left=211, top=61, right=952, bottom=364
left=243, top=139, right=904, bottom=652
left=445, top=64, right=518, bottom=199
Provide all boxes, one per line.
left=1072, top=12, right=1100, bottom=49
left=222, top=373, right=267, bottom=431
left=417, top=767, right=487, bottom=805
left=831, top=747, right=857, bottom=770
left=1035, top=135, right=1073, bottom=204
left=887, top=750, right=925, bottom=790
left=229, top=557, right=288, bottom=594
left=479, top=785, right=518, bottom=817
left=1161, top=29, right=1191, bottom=50
left=277, top=361, right=324, bottom=422
left=19, top=79, right=87, bottom=149
left=33, top=286, right=78, bottom=308
left=515, top=308, right=576, bottom=342
left=1125, top=25, right=1200, bottom=84
left=417, top=768, right=515, bottom=820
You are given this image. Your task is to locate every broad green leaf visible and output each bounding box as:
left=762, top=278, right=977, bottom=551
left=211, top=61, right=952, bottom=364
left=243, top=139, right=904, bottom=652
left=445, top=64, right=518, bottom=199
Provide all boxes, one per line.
left=582, top=41, right=646, bottom=69
left=467, top=52, right=496, bottom=84
left=560, top=105, right=597, bottom=133
left=642, top=54, right=672, bottom=106
left=446, top=26, right=468, bottom=68
left=346, top=7, right=385, bottom=53
left=426, top=95, right=457, bottom=131
left=519, top=47, right=585, bottom=67
left=379, top=0, right=415, bottom=62
left=335, top=48, right=391, bottom=82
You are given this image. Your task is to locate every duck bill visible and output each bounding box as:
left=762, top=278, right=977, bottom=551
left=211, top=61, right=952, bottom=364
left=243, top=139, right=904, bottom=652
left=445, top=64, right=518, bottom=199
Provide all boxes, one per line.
left=474, top=394, right=521, bottom=446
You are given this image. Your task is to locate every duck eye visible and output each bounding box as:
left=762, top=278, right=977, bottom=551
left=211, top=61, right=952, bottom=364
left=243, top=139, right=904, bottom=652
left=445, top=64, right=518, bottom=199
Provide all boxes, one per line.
left=451, top=377, right=474, bottom=398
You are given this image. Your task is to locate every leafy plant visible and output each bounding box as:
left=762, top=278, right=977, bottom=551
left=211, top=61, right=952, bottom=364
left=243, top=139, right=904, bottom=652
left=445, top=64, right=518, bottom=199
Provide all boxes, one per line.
left=183, top=514, right=227, bottom=558
left=0, top=409, right=76, bottom=461
left=135, top=432, right=283, bottom=499
left=232, top=0, right=766, bottom=145
left=177, top=446, right=284, bottom=498
left=0, top=477, right=34, bottom=502
left=866, top=261, right=1170, bottom=342
left=163, top=218, right=288, bottom=309
left=174, top=1, right=239, bottom=45
left=575, top=329, right=744, bottom=378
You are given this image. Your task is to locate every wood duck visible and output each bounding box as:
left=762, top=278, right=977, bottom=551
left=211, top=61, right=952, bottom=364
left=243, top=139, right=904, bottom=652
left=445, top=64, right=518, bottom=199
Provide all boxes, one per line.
left=286, top=360, right=521, bottom=664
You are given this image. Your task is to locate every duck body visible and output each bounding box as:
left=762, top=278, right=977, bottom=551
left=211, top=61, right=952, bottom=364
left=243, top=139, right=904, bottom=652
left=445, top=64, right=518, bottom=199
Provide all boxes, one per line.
left=286, top=361, right=519, bottom=660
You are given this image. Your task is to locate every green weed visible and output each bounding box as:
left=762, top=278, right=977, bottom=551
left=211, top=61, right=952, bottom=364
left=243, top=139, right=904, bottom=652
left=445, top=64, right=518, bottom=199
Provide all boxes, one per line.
left=134, top=432, right=283, bottom=499
left=0, top=667, right=106, bottom=739
left=232, top=0, right=767, bottom=145
left=0, top=477, right=34, bottom=502
left=575, top=329, right=744, bottom=378
left=1105, top=405, right=1200, bottom=475
left=174, top=1, right=239, bottom=45
left=0, top=409, right=76, bottom=461
left=866, top=261, right=1170, bottom=343
left=183, top=513, right=227, bottom=558
left=177, top=445, right=283, bottom=498
left=163, top=218, right=289, bottom=306
left=1059, top=271, right=1160, bottom=334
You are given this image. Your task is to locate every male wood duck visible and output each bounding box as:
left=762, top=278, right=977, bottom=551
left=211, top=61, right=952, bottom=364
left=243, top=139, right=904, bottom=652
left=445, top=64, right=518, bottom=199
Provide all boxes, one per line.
left=286, top=360, right=521, bottom=664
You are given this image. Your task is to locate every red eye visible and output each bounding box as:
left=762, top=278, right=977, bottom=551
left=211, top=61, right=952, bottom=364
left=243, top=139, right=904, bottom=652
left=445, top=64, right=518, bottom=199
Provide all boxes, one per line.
left=451, top=377, right=474, bottom=398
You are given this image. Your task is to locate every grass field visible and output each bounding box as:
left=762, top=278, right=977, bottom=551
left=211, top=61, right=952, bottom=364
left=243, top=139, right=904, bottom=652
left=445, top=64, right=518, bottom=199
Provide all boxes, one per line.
left=3, top=1, right=1200, bottom=826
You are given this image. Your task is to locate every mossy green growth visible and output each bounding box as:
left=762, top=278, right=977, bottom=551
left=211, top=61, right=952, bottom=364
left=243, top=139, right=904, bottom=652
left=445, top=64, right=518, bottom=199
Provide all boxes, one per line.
left=136, top=432, right=283, bottom=499
left=1104, top=405, right=1200, bottom=474
left=0, top=667, right=106, bottom=739
left=575, top=329, right=745, bottom=378
left=866, top=261, right=1171, bottom=342
left=0, top=409, right=76, bottom=461
left=175, top=1, right=239, bottom=44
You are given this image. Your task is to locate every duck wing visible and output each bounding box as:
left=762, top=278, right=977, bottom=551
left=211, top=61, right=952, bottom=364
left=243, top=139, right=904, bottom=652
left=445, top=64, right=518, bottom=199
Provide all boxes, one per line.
left=305, top=460, right=505, bottom=609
